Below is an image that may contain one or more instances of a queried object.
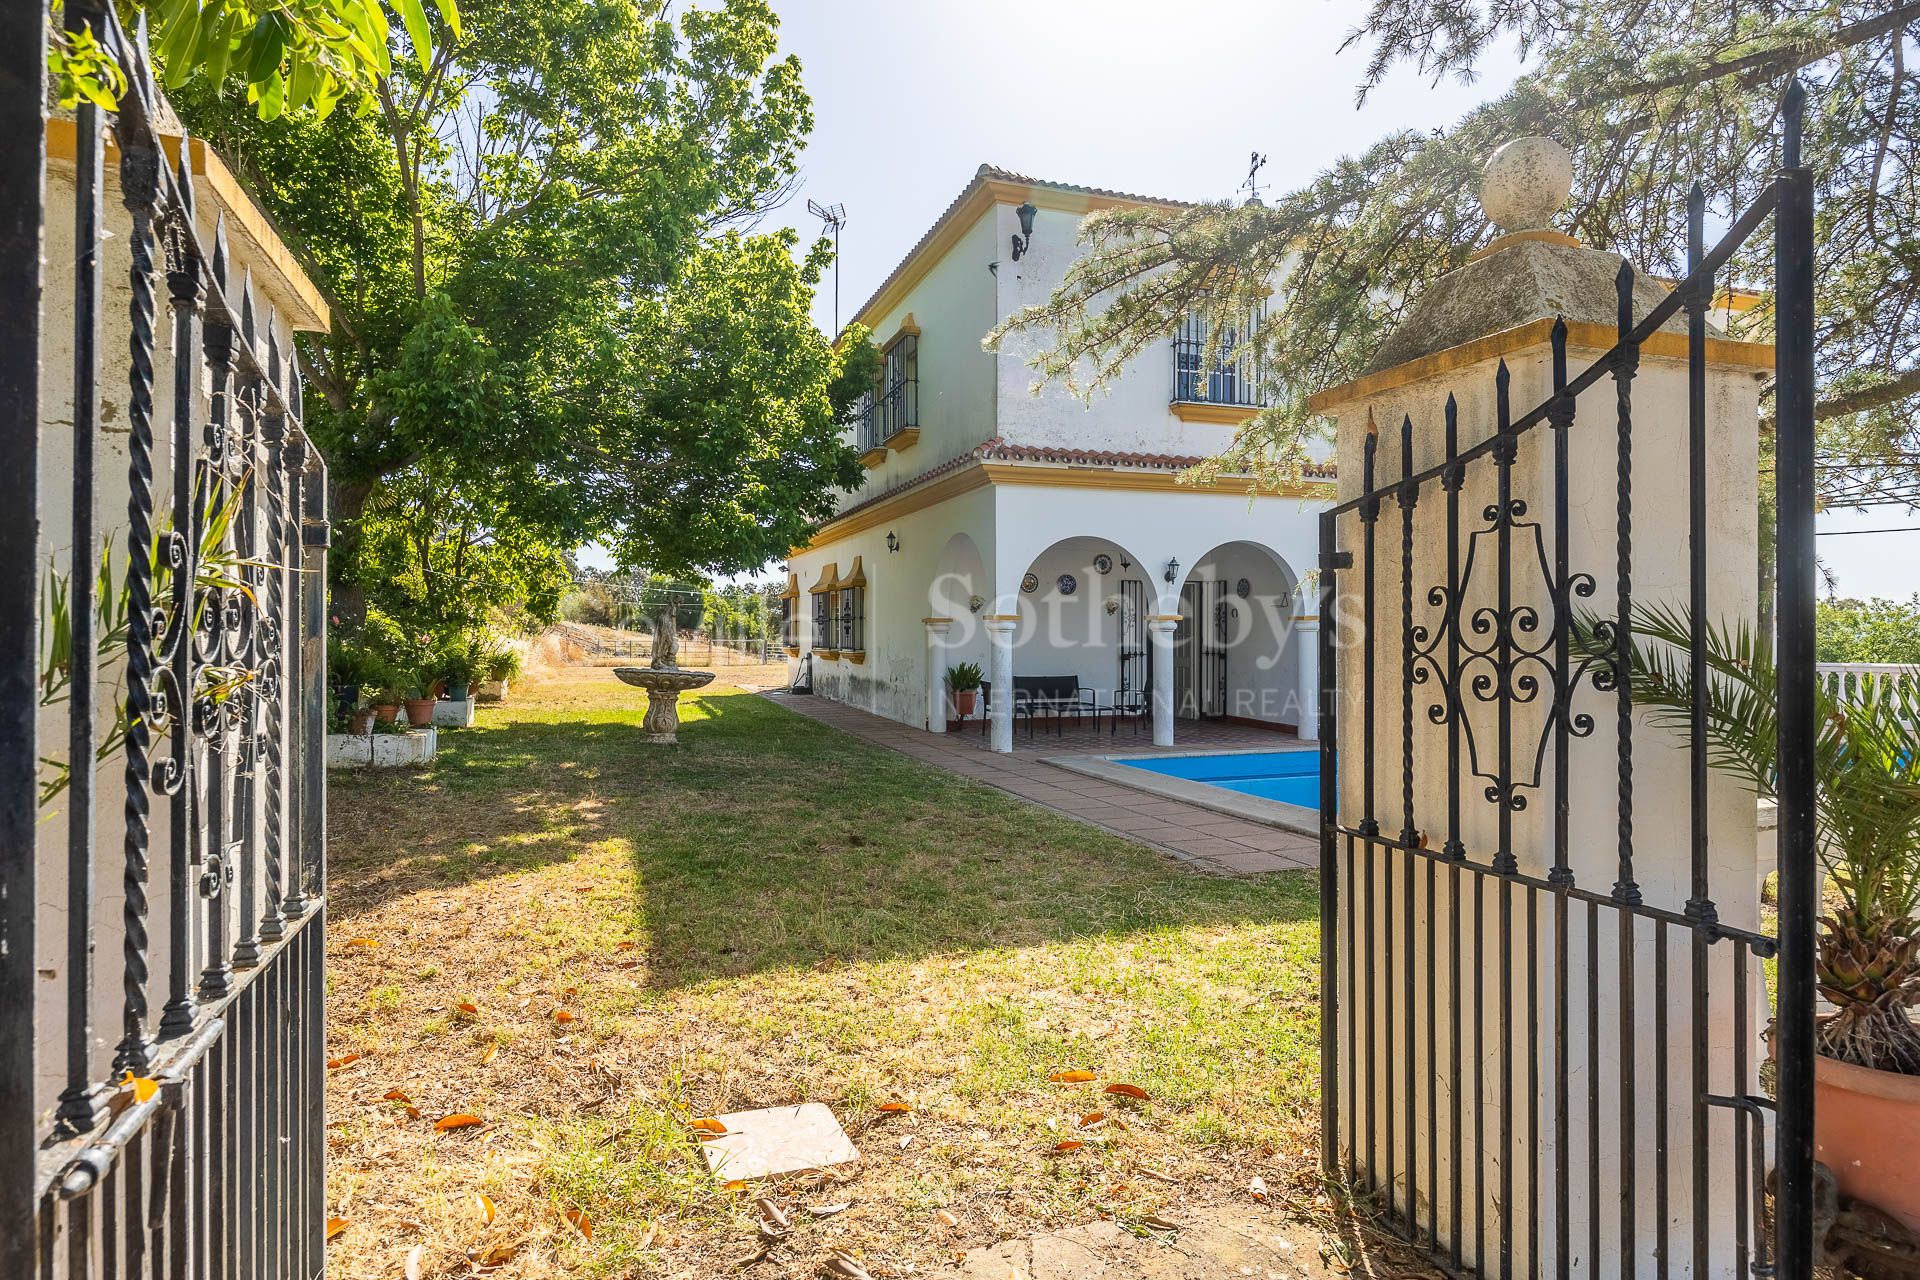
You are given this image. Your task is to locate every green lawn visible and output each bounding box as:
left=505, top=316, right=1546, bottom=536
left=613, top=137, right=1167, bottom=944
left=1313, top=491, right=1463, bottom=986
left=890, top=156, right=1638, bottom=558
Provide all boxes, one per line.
left=324, top=670, right=1322, bottom=1278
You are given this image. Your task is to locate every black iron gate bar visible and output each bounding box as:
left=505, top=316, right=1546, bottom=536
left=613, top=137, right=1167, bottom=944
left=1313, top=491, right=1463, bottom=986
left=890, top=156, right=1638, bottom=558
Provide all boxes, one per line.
left=1316, top=86, right=1816, bottom=1279
left=9, top=5, right=332, bottom=1277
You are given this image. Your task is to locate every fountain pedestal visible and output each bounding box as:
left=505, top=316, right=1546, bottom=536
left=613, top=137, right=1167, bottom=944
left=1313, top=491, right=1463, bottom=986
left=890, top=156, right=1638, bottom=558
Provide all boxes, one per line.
left=613, top=667, right=716, bottom=743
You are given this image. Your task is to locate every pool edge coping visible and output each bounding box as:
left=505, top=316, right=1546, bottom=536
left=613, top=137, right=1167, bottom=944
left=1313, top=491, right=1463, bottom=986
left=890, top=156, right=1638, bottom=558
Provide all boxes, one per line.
left=1043, top=750, right=1322, bottom=838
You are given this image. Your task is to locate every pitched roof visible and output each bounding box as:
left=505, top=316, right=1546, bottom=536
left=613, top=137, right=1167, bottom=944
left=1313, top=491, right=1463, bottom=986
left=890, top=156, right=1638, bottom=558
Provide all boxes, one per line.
left=847, top=165, right=1200, bottom=335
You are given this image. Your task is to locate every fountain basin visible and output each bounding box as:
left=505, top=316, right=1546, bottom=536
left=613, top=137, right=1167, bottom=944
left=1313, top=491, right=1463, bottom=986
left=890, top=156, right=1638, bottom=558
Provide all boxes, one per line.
left=613, top=666, right=716, bottom=743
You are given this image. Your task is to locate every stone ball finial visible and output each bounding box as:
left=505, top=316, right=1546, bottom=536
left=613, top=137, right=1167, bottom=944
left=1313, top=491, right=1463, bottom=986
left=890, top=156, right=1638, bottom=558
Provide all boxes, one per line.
left=1480, top=137, right=1573, bottom=232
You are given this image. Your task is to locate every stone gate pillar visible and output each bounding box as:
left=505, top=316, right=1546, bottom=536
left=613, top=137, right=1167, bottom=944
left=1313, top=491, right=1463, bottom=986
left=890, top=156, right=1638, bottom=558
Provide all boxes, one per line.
left=924, top=616, right=952, bottom=732
left=985, top=615, right=1016, bottom=753
left=1308, top=139, right=1775, bottom=1277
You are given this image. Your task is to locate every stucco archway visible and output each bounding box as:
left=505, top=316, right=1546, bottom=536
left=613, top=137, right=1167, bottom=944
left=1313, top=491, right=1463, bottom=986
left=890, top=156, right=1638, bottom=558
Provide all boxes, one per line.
left=1170, top=540, right=1312, bottom=730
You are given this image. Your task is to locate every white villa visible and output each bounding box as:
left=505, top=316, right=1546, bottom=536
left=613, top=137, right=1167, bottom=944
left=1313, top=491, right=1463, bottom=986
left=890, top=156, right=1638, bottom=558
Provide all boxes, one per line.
left=781, top=165, right=1333, bottom=753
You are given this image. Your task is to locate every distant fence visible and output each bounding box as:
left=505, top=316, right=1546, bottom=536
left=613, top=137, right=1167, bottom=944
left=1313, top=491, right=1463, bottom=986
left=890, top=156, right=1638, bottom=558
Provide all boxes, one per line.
left=550, top=622, right=777, bottom=667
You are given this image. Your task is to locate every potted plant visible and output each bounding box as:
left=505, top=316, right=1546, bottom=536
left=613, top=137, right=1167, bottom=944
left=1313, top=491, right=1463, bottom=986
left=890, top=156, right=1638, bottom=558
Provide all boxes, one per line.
left=480, top=644, right=520, bottom=702
left=328, top=639, right=383, bottom=721
left=436, top=640, right=479, bottom=703
left=1612, top=606, right=1920, bottom=1229
left=946, top=661, right=984, bottom=717
left=402, top=667, right=439, bottom=730
left=347, top=691, right=376, bottom=736
left=370, top=678, right=403, bottom=725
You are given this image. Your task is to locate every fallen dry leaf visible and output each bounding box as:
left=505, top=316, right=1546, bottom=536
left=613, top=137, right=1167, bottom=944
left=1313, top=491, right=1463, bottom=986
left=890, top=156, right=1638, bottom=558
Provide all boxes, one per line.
left=756, top=1198, right=790, bottom=1232
left=480, top=1041, right=499, bottom=1066
left=325, top=1216, right=348, bottom=1240
left=616, top=941, right=636, bottom=951
left=807, top=1202, right=849, bottom=1218
left=1050, top=1139, right=1084, bottom=1154
left=1141, top=1213, right=1178, bottom=1232
left=383, top=1088, right=411, bottom=1103
left=690, top=1117, right=728, bottom=1135
left=565, top=1208, right=593, bottom=1240
left=325, top=1053, right=361, bottom=1071
left=1249, top=1175, right=1269, bottom=1203
left=404, top=1106, right=422, bottom=1120
left=456, top=1001, right=479, bottom=1016
left=553, top=1008, right=575, bottom=1024
left=473, top=1192, right=496, bottom=1225
left=822, top=1252, right=874, bottom=1279
left=404, top=1243, right=424, bottom=1280
left=1047, top=1069, right=1097, bottom=1083
left=345, top=937, right=376, bottom=950
left=935, top=1209, right=959, bottom=1228
left=434, top=1113, right=483, bottom=1132
left=875, top=1101, right=912, bottom=1114
left=638, top=1219, right=660, bottom=1249
left=1103, top=1083, right=1150, bottom=1101
left=1078, top=1111, right=1105, bottom=1128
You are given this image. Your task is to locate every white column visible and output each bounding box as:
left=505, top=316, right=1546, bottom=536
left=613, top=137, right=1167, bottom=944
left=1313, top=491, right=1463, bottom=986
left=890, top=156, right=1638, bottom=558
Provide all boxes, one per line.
left=985, top=615, right=1017, bottom=754
left=1147, top=615, right=1179, bottom=747
left=1293, top=613, right=1320, bottom=741
left=924, top=617, right=953, bottom=733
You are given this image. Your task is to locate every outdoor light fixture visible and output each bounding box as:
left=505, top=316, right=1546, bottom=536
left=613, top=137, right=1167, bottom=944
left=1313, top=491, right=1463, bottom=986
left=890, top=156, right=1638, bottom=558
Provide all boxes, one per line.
left=885, top=531, right=900, bottom=553
left=1010, top=202, right=1037, bottom=261
left=1164, top=557, right=1179, bottom=584
left=968, top=594, right=986, bottom=614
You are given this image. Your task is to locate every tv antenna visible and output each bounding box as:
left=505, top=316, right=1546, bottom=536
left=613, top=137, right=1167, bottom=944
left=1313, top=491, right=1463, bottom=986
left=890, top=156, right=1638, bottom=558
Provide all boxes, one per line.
left=1239, top=151, right=1269, bottom=205
left=808, top=199, right=849, bottom=334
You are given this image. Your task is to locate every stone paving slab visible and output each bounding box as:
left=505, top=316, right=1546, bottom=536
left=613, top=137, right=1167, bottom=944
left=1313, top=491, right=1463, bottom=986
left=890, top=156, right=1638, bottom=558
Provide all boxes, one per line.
left=930, top=1205, right=1374, bottom=1279
left=698, top=1102, right=859, bottom=1181
left=763, top=693, right=1317, bottom=876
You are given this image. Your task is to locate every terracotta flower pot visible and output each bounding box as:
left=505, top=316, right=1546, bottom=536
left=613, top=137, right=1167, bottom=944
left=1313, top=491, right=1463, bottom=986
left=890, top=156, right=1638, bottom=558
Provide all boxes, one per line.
left=372, top=702, right=400, bottom=725
left=348, top=708, right=376, bottom=735
left=1816, top=1049, right=1920, bottom=1231
left=953, top=690, right=977, bottom=716
left=403, top=697, right=438, bottom=728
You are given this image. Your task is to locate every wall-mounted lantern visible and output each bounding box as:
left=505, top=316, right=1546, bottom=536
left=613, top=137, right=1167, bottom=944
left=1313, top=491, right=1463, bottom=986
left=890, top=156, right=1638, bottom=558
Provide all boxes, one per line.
left=1164, top=557, right=1180, bottom=584
left=1010, top=202, right=1037, bottom=262
left=885, top=531, right=900, bottom=553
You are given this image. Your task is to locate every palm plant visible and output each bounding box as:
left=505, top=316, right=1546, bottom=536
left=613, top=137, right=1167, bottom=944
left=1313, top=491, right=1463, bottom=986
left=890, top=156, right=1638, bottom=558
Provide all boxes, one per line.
left=1600, top=604, right=1920, bottom=1074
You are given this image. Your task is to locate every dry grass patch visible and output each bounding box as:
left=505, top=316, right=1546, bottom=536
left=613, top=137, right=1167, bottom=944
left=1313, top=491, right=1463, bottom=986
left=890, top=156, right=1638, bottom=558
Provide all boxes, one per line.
left=323, top=668, right=1322, bottom=1278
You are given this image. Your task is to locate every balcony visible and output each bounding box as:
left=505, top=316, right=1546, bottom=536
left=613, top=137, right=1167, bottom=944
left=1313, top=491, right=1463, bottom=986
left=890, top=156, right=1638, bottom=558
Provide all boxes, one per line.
left=858, top=332, right=920, bottom=465
left=1171, top=307, right=1269, bottom=424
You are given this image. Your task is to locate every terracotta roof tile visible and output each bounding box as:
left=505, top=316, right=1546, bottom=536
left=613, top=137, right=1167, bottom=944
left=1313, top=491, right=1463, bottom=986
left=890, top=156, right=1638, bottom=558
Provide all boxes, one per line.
left=819, top=437, right=1334, bottom=531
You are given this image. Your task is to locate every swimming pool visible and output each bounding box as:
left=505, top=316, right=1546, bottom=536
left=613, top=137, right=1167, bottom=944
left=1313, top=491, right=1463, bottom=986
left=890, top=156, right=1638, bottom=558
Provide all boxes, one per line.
left=1117, top=750, right=1321, bottom=809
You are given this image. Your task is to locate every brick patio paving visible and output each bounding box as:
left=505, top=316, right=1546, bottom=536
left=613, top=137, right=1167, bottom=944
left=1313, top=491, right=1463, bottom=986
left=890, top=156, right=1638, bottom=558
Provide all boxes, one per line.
left=761, top=692, right=1318, bottom=875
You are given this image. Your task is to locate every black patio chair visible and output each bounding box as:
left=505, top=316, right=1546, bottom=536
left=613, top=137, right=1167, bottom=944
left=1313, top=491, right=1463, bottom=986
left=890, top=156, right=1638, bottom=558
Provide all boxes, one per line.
left=1108, top=687, right=1150, bottom=736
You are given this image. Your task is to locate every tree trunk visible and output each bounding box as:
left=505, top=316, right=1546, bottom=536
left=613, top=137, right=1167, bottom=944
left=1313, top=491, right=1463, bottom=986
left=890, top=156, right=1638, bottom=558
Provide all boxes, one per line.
left=329, top=474, right=377, bottom=632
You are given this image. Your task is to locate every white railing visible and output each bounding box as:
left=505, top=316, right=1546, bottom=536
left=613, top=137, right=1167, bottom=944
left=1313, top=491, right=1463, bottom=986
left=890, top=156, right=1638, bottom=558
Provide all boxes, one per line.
left=1816, top=662, right=1920, bottom=702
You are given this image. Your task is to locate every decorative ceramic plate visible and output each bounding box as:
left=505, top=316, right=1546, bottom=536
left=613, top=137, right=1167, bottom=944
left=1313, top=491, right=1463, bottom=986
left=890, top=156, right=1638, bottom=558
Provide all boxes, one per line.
left=1057, top=573, right=1078, bottom=596
left=1236, top=577, right=1252, bottom=598
left=1092, top=553, right=1113, bottom=574
left=1021, top=573, right=1039, bottom=594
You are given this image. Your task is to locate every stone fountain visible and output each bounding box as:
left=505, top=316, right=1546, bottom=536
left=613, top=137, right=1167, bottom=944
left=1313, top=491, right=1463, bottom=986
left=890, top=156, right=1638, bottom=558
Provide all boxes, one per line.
left=613, top=610, right=715, bottom=744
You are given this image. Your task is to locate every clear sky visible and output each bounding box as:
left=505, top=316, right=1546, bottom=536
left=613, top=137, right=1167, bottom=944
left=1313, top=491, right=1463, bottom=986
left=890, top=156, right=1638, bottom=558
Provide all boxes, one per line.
left=595, top=0, right=1920, bottom=599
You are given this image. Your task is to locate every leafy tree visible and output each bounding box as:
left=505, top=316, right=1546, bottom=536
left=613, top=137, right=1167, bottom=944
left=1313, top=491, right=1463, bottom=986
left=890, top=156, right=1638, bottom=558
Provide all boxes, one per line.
left=1818, top=594, right=1920, bottom=665
left=991, top=2, right=1920, bottom=506
left=52, top=0, right=457, bottom=118
left=172, top=0, right=863, bottom=624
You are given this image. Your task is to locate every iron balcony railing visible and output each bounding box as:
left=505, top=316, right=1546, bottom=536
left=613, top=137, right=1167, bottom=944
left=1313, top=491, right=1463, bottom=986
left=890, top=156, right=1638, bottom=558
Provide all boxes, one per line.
left=1173, top=305, right=1268, bottom=407
left=859, top=333, right=918, bottom=454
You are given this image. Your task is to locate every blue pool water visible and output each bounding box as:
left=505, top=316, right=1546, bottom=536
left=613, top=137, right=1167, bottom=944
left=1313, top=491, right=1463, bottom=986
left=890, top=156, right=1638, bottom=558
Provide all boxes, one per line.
left=1118, top=751, right=1321, bottom=809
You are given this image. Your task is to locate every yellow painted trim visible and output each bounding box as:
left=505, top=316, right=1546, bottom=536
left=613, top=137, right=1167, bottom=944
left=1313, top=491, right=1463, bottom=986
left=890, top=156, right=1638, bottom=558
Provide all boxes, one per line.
left=923, top=616, right=953, bottom=626
left=809, top=562, right=840, bottom=594
left=889, top=426, right=921, bottom=452
left=859, top=446, right=890, bottom=469
left=983, top=614, right=1021, bottom=622
left=1146, top=614, right=1183, bottom=623
left=1307, top=317, right=1774, bottom=413
left=807, top=463, right=993, bottom=548
left=979, top=461, right=1331, bottom=500
left=1170, top=401, right=1260, bottom=425
left=1292, top=614, right=1320, bottom=623
left=888, top=314, right=920, bottom=341
left=1468, top=229, right=1581, bottom=261
left=48, top=120, right=331, bottom=332
left=854, top=180, right=1186, bottom=333
left=783, top=646, right=800, bottom=657
left=841, top=555, right=867, bottom=587
left=818, top=648, right=840, bottom=660
left=846, top=650, right=867, bottom=664
left=778, top=573, right=800, bottom=601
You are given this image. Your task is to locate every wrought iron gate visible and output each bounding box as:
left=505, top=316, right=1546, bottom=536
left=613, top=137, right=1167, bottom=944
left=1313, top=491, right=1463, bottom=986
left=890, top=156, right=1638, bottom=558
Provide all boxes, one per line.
left=1317, top=89, right=1818, bottom=1277
left=3, top=7, right=330, bottom=1277
left=1119, top=577, right=1148, bottom=695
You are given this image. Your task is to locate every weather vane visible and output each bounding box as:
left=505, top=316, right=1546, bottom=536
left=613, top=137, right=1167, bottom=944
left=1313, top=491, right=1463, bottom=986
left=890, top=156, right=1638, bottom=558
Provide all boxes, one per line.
left=1239, top=151, right=1269, bottom=205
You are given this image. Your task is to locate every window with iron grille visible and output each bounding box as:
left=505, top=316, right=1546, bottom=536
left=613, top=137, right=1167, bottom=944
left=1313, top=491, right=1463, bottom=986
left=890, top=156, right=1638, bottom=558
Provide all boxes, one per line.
left=1172, top=304, right=1267, bottom=406
left=780, top=595, right=794, bottom=647
left=812, top=590, right=832, bottom=649
left=854, top=389, right=878, bottom=453
left=874, top=333, right=918, bottom=442
left=838, top=585, right=865, bottom=653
